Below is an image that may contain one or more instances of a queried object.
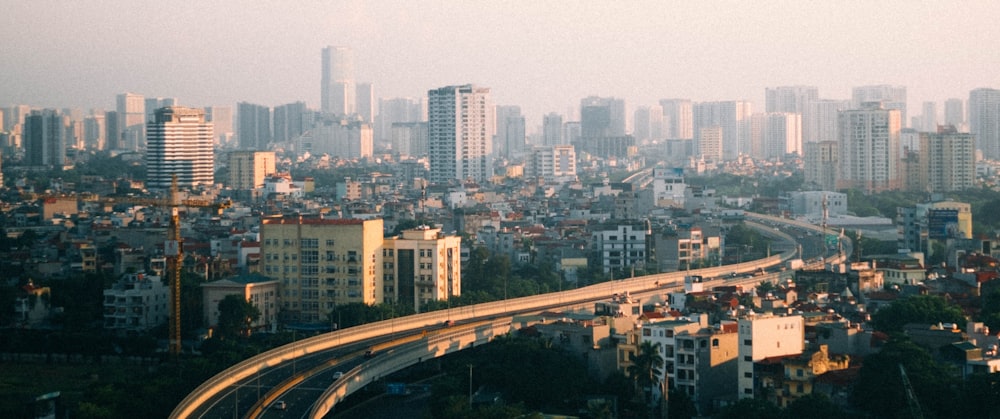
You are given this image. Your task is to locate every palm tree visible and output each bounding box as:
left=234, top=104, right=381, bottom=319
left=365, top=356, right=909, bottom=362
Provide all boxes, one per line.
left=627, top=340, right=664, bottom=406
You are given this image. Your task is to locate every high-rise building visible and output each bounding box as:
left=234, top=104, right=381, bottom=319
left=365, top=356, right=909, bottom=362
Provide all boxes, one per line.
left=765, top=86, right=818, bottom=114
left=83, top=114, right=105, bottom=150
left=737, top=314, right=805, bottom=399
left=390, top=122, right=428, bottom=157
left=24, top=109, right=66, bottom=168
left=383, top=225, right=462, bottom=313
left=376, top=97, right=423, bottom=144
left=144, top=97, right=177, bottom=123
left=3, top=105, right=31, bottom=132
left=803, top=141, right=839, bottom=191
left=837, top=104, right=901, bottom=193
left=117, top=92, right=145, bottom=151
left=698, top=126, right=723, bottom=162
left=580, top=96, right=626, bottom=138
left=321, top=46, right=355, bottom=116
left=273, top=102, right=308, bottom=143
left=228, top=150, right=276, bottom=191
left=749, top=113, right=801, bottom=159
left=237, top=102, right=271, bottom=150
left=920, top=128, right=976, bottom=192
left=356, top=82, right=374, bottom=123
left=428, top=84, right=494, bottom=184
left=260, top=216, right=384, bottom=323
left=145, top=107, right=214, bottom=190
left=632, top=105, right=663, bottom=142
left=921, top=101, right=937, bottom=132
left=693, top=101, right=752, bottom=160
left=104, top=111, right=119, bottom=150
left=660, top=99, right=694, bottom=140
left=852, top=85, right=907, bottom=125
left=542, top=113, right=563, bottom=146
left=306, top=118, right=373, bottom=159
left=495, top=105, right=525, bottom=158
left=204, top=106, right=234, bottom=146
left=944, top=98, right=964, bottom=127
left=969, top=88, right=1000, bottom=160
left=803, top=99, right=848, bottom=143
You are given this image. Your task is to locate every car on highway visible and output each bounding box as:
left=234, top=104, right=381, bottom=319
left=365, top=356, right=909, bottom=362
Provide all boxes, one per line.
left=272, top=400, right=287, bottom=410
left=333, top=371, right=344, bottom=379
left=364, top=349, right=375, bottom=358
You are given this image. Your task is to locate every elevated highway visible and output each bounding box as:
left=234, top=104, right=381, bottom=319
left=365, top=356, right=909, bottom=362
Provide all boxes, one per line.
left=172, top=214, right=846, bottom=419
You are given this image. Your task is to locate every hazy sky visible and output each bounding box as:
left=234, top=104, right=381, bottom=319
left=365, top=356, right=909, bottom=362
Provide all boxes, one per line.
left=3, top=1, right=999, bottom=126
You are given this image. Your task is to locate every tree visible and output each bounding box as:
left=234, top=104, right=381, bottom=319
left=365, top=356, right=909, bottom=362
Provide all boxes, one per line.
left=627, top=341, right=663, bottom=406
left=870, top=294, right=966, bottom=334
left=715, top=397, right=782, bottom=419
left=782, top=393, right=844, bottom=419
left=851, top=337, right=958, bottom=419
left=667, top=386, right=698, bottom=419
left=216, top=295, right=260, bottom=339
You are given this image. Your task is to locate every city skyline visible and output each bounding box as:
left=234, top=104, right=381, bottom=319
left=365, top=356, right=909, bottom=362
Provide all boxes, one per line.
left=3, top=1, right=1000, bottom=127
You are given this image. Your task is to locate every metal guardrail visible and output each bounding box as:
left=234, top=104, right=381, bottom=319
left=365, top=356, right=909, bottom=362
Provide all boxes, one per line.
left=170, top=215, right=817, bottom=418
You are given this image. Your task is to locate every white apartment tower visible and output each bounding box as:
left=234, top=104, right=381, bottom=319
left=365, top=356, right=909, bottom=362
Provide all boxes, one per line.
left=837, top=104, right=901, bottom=193
left=321, top=46, right=356, bottom=116
left=852, top=85, right=907, bottom=125
left=765, top=86, right=818, bottom=114
left=543, top=113, right=564, bottom=146
left=527, top=144, right=577, bottom=183
left=969, top=88, right=1000, bottom=160
left=116, top=92, right=145, bottom=151
left=428, top=84, right=494, bottom=184
left=145, top=107, right=214, bottom=190
left=660, top=99, right=694, bottom=140
left=228, top=150, right=276, bottom=191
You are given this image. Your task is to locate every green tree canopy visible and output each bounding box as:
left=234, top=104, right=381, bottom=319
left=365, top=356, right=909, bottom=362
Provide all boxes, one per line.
left=870, top=294, right=966, bottom=334
left=216, top=295, right=260, bottom=339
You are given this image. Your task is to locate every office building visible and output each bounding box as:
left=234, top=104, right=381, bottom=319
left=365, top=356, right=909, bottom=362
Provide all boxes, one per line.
left=765, top=86, right=818, bottom=114
left=391, top=122, right=428, bottom=157
left=260, top=216, right=384, bottom=323
left=24, top=109, right=66, bottom=168
left=969, top=88, right=1000, bottom=160
left=145, top=107, right=214, bottom=190
left=898, top=201, right=972, bottom=255
left=837, top=104, right=901, bottom=193
left=321, top=46, right=355, bottom=116
left=660, top=99, right=694, bottom=140
left=237, top=102, right=271, bottom=150
left=852, top=85, right=907, bottom=125
left=228, top=150, right=276, bottom=191
left=117, top=92, right=145, bottom=151
left=428, top=84, right=494, bottom=184
left=104, top=111, right=119, bottom=150
left=542, top=113, right=564, bottom=146
left=383, top=225, right=461, bottom=313
left=580, top=96, right=627, bottom=138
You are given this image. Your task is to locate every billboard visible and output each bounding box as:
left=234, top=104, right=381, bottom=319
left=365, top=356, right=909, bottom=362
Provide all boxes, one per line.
left=928, top=209, right=959, bottom=239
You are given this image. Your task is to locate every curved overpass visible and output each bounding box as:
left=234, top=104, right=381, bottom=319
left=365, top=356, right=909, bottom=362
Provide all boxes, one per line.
left=172, top=215, right=844, bottom=419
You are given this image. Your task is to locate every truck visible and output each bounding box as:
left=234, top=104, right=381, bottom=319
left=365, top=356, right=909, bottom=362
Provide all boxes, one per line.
left=786, top=259, right=804, bottom=271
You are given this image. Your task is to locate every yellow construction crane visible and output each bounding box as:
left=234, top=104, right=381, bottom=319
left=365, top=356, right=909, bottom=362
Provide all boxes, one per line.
left=102, top=175, right=230, bottom=356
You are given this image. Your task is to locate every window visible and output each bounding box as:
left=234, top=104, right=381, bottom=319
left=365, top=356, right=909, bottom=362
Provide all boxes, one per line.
left=712, top=339, right=719, bottom=347
left=326, top=239, right=335, bottom=246
left=743, top=355, right=752, bottom=362
left=744, top=372, right=753, bottom=378
left=743, top=339, right=752, bottom=346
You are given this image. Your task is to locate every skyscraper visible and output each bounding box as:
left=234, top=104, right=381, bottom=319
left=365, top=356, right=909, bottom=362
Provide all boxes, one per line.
left=321, top=46, right=355, bottom=116
left=919, top=128, right=975, bottom=192
left=495, top=105, right=524, bottom=158
left=837, top=103, right=901, bottom=193
left=144, top=97, right=177, bottom=123
left=117, top=92, right=145, bottom=151
left=228, top=150, right=276, bottom=191
left=660, top=99, right=693, bottom=140
left=803, top=141, right=838, bottom=191
left=376, top=97, right=423, bottom=144
left=356, top=82, right=374, bottom=122
left=145, top=107, right=214, bottom=190
left=24, top=109, right=66, bottom=168
left=428, top=84, right=494, bottom=184
left=969, top=88, right=1000, bottom=160
left=580, top=96, right=626, bottom=138
left=750, top=112, right=802, bottom=159
left=921, top=101, right=937, bottom=132
left=237, top=102, right=271, bottom=150
left=693, top=101, right=752, bottom=161
left=633, top=105, right=663, bottom=142
left=273, top=101, right=308, bottom=143
left=204, top=106, right=234, bottom=146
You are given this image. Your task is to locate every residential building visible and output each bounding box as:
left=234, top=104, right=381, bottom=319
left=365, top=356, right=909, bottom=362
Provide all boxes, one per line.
left=428, top=84, right=494, bottom=184
left=803, top=141, right=838, bottom=190
left=660, top=99, right=694, bottom=139
left=765, top=86, right=818, bottom=114
left=638, top=315, right=708, bottom=401
left=738, top=314, right=805, bottom=399
left=83, top=113, right=105, bottom=150
left=590, top=221, right=651, bottom=273
left=633, top=105, right=663, bottom=142
left=543, top=113, right=564, bottom=146
left=103, top=272, right=170, bottom=333
left=383, top=225, right=461, bottom=312
left=921, top=101, right=938, bottom=132
left=145, top=106, right=214, bottom=190
left=321, top=45, right=355, bottom=116
left=897, top=201, right=973, bottom=255
left=675, top=323, right=740, bottom=416
left=944, top=98, right=964, bottom=127
left=581, top=96, right=627, bottom=138
left=116, top=92, right=145, bottom=151
left=693, top=100, right=752, bottom=161
left=787, top=191, right=847, bottom=219
left=776, top=345, right=850, bottom=408
left=803, top=99, right=847, bottom=143
left=649, top=168, right=688, bottom=208
left=969, top=88, right=1000, bottom=160
left=376, top=97, right=423, bottom=144
left=260, top=216, right=383, bottom=324
left=750, top=112, right=802, bottom=159
left=526, top=144, right=577, bottom=183
left=228, top=150, right=276, bottom=191
left=391, top=122, right=428, bottom=157
left=305, top=118, right=373, bottom=159
left=237, top=102, right=271, bottom=150
left=917, top=128, right=976, bottom=192
left=204, top=106, right=234, bottom=146
left=356, top=82, right=374, bottom=122
left=201, top=273, right=280, bottom=333
left=698, top=126, right=723, bottom=163
left=651, top=226, right=721, bottom=272
left=852, top=85, right=907, bottom=125
left=836, top=104, right=901, bottom=193
left=23, top=109, right=66, bottom=168
left=273, top=101, right=308, bottom=143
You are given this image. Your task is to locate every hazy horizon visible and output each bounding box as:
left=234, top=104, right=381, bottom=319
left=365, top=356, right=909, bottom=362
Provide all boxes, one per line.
left=3, top=1, right=999, bottom=126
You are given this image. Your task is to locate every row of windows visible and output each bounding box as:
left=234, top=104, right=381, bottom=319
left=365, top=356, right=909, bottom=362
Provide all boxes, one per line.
left=263, top=238, right=336, bottom=247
